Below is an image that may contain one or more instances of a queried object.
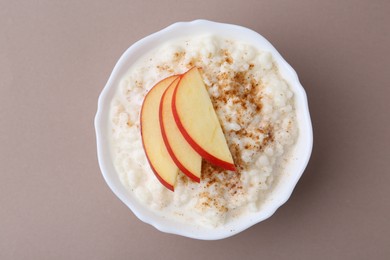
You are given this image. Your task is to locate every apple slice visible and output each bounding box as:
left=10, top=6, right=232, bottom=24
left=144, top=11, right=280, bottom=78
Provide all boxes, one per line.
left=140, top=76, right=179, bottom=191
left=172, top=67, right=235, bottom=171
left=160, top=77, right=202, bottom=182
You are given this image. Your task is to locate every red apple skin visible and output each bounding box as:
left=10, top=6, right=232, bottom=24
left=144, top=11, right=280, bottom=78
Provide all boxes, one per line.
left=171, top=69, right=236, bottom=171
left=148, top=162, right=174, bottom=191
left=140, top=75, right=179, bottom=191
left=159, top=77, right=201, bottom=183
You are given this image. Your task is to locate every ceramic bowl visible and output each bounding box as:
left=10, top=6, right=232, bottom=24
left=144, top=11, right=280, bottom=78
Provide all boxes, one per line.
left=95, top=19, right=313, bottom=240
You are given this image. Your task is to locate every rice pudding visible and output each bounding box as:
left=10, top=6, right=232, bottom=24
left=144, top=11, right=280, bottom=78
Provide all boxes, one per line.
left=109, top=35, right=298, bottom=227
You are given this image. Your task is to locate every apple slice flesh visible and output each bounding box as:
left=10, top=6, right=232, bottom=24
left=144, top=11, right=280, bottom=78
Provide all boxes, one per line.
left=140, top=76, right=179, bottom=191
left=172, top=68, right=235, bottom=171
left=160, top=77, right=202, bottom=182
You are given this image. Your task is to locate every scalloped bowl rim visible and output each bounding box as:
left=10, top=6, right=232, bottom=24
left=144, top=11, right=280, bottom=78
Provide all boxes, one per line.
left=94, top=19, right=313, bottom=240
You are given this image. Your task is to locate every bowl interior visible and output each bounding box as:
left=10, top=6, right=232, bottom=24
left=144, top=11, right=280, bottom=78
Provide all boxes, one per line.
left=95, top=20, right=313, bottom=240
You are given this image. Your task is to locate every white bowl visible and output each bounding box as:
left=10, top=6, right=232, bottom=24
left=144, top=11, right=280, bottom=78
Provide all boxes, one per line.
left=95, top=19, right=313, bottom=240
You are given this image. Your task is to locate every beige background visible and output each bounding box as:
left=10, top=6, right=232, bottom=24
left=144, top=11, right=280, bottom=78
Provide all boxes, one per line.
left=1, top=0, right=389, bottom=259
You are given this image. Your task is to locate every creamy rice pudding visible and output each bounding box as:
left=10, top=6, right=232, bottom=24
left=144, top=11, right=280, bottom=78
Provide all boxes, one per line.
left=109, top=35, right=298, bottom=227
